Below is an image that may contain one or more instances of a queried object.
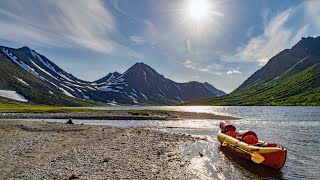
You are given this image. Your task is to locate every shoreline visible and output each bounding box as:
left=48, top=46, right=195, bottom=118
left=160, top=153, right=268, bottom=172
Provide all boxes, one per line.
left=0, top=110, right=240, bottom=120
left=0, top=120, right=205, bottom=179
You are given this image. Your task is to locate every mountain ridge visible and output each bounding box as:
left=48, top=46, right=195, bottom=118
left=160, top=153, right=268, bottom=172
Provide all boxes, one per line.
left=0, top=45, right=224, bottom=105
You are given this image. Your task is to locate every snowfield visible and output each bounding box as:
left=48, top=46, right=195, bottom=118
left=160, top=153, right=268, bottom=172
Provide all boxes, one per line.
left=0, top=90, right=28, bottom=102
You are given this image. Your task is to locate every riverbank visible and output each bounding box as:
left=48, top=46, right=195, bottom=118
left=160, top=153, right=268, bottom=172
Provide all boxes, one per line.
left=0, top=110, right=239, bottom=120
left=0, top=120, right=205, bottom=179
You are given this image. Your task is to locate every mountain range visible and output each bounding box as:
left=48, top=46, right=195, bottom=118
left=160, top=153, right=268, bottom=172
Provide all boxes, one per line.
left=188, top=36, right=320, bottom=105
left=0, top=46, right=224, bottom=105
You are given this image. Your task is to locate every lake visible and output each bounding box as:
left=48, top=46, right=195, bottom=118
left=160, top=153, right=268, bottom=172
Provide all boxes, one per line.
left=16, top=106, right=320, bottom=179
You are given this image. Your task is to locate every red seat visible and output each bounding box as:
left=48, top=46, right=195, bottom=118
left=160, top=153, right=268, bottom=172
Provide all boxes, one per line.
left=225, top=130, right=237, bottom=138
left=219, top=121, right=236, bottom=133
left=242, top=131, right=258, bottom=145
left=243, top=135, right=258, bottom=145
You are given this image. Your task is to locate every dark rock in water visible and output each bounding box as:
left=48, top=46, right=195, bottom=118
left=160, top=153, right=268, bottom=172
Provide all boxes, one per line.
left=66, top=118, right=74, bottom=125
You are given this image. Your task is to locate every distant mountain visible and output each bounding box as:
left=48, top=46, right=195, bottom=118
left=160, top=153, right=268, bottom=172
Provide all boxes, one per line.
left=95, top=72, right=121, bottom=84
left=93, top=62, right=224, bottom=104
left=187, top=36, right=320, bottom=106
left=203, top=82, right=226, bottom=97
left=0, top=46, right=224, bottom=105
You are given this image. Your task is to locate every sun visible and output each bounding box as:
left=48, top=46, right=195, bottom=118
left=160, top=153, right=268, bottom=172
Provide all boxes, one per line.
left=187, top=0, right=210, bottom=21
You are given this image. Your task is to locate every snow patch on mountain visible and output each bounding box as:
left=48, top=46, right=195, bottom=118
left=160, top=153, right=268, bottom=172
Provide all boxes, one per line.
left=115, top=86, right=124, bottom=89
left=31, top=50, right=59, bottom=74
left=31, top=49, right=75, bottom=82
left=131, top=92, right=138, bottom=98
left=64, top=81, right=85, bottom=88
left=176, top=85, right=183, bottom=92
left=46, top=80, right=59, bottom=88
left=2, top=48, right=44, bottom=80
left=175, top=96, right=184, bottom=103
left=30, top=60, right=58, bottom=80
left=61, top=84, right=75, bottom=92
left=141, top=93, right=148, bottom=100
left=14, top=76, right=29, bottom=86
left=143, top=70, right=148, bottom=84
left=129, top=95, right=138, bottom=103
left=107, top=99, right=119, bottom=106
left=0, top=90, right=28, bottom=102
left=58, top=87, right=75, bottom=97
left=98, top=86, right=120, bottom=93
left=86, top=86, right=97, bottom=91
left=158, top=88, right=166, bottom=97
left=108, top=74, right=116, bottom=81
left=158, top=93, right=166, bottom=99
left=76, top=88, right=89, bottom=99
left=59, top=74, right=74, bottom=82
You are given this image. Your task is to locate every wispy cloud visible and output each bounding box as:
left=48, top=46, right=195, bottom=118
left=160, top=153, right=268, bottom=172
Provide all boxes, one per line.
left=0, top=0, right=142, bottom=58
left=183, top=60, right=223, bottom=75
left=305, top=1, right=320, bottom=32
left=130, top=36, right=147, bottom=45
left=236, top=7, right=309, bottom=66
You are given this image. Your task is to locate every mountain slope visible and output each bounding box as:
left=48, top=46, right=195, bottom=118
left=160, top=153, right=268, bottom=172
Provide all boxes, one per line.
left=187, top=36, right=320, bottom=106
left=0, top=46, right=224, bottom=105
left=95, top=72, right=121, bottom=84
left=93, top=62, right=223, bottom=104
left=0, top=48, right=100, bottom=106
left=203, top=82, right=226, bottom=97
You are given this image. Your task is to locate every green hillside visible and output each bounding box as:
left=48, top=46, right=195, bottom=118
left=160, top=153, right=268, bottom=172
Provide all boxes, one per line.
left=186, top=37, right=320, bottom=106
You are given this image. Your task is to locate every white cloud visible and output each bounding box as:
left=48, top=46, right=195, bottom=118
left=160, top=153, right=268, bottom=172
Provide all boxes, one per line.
left=0, top=0, right=142, bottom=58
left=305, top=1, right=320, bottom=31
left=226, top=69, right=241, bottom=75
left=183, top=60, right=223, bottom=75
left=130, top=36, right=147, bottom=45
left=237, top=7, right=310, bottom=66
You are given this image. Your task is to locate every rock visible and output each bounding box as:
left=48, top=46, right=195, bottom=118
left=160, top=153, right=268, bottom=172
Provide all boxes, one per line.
left=102, top=158, right=110, bottom=163
left=66, top=119, right=74, bottom=125
left=66, top=173, right=79, bottom=179
left=199, top=152, right=204, bottom=157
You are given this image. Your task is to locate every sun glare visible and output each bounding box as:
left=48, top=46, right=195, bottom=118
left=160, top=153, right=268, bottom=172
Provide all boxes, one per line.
left=187, top=0, right=209, bottom=21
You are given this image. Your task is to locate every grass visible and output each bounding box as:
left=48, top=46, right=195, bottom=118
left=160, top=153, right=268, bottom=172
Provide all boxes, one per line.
left=0, top=102, right=177, bottom=115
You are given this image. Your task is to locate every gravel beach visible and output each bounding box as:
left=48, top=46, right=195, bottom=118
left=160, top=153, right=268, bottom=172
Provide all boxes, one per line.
left=0, top=120, right=205, bottom=179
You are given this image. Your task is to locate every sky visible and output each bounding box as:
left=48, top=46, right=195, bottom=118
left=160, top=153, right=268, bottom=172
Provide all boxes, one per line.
left=0, top=0, right=320, bottom=93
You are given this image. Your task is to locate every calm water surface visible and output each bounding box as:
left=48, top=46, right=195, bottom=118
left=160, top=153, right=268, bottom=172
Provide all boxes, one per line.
left=20, top=106, right=320, bottom=179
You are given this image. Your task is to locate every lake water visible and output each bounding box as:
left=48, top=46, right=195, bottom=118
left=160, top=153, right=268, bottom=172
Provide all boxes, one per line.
left=16, top=106, right=320, bottom=179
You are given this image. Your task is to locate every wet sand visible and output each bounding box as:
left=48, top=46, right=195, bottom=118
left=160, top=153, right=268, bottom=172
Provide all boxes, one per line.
left=0, top=120, right=205, bottom=179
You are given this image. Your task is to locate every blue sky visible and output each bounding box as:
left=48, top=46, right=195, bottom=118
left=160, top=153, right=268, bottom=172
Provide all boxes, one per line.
left=0, top=0, right=319, bottom=93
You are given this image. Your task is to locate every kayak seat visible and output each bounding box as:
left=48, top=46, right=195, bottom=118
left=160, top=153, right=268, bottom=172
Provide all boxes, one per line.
left=242, top=131, right=258, bottom=145
left=223, top=125, right=236, bottom=133
left=219, top=121, right=237, bottom=133
left=225, top=130, right=237, bottom=138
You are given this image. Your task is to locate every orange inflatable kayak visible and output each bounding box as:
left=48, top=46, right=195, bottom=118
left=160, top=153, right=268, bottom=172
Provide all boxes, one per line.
left=217, top=121, right=287, bottom=170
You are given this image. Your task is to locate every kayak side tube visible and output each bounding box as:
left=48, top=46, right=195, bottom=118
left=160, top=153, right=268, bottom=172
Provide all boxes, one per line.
left=217, top=132, right=287, bottom=170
